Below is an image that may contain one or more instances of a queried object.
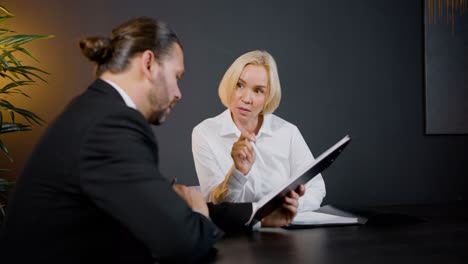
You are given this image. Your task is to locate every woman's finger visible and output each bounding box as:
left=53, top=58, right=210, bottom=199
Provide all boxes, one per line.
left=288, top=190, right=300, bottom=200
left=297, top=184, right=306, bottom=196
left=235, top=144, right=254, bottom=159
left=247, top=150, right=255, bottom=163
left=240, top=149, right=249, bottom=161
left=244, top=138, right=254, bottom=151
left=283, top=195, right=299, bottom=208
left=239, top=132, right=256, bottom=143
left=282, top=203, right=297, bottom=216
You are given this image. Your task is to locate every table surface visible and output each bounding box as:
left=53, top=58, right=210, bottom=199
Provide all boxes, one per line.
left=210, top=203, right=468, bottom=264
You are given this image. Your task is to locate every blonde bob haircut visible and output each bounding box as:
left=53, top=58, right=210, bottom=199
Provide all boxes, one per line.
left=218, top=50, right=281, bottom=115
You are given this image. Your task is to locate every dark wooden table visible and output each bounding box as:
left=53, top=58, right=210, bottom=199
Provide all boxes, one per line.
left=210, top=203, right=468, bottom=264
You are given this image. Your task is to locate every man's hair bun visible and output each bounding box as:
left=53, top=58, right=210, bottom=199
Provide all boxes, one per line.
left=78, top=36, right=112, bottom=64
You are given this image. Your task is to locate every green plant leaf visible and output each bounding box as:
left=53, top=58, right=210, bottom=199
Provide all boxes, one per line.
left=0, top=122, right=31, bottom=134
left=2, top=48, right=21, bottom=66
left=6, top=66, right=48, bottom=82
left=0, top=179, right=15, bottom=185
left=0, top=101, right=44, bottom=125
left=0, top=81, right=33, bottom=93
left=0, top=28, right=16, bottom=36
left=12, top=46, right=39, bottom=62
left=0, top=7, right=52, bottom=176
left=0, top=57, right=21, bottom=78
left=1, top=122, right=29, bottom=130
left=0, top=53, right=10, bottom=68
left=15, top=90, right=30, bottom=98
left=0, top=99, right=14, bottom=108
left=0, top=4, right=13, bottom=15
left=0, top=14, right=14, bottom=24
left=3, top=89, right=31, bottom=98
left=0, top=28, right=15, bottom=33
left=0, top=176, right=15, bottom=208
left=0, top=140, right=13, bottom=161
left=9, top=71, right=20, bottom=79
left=15, top=110, right=45, bottom=125
left=20, top=66, right=50, bottom=75
left=5, top=107, right=45, bottom=125
left=13, top=35, right=54, bottom=47
left=0, top=35, right=17, bottom=45
left=0, top=72, right=17, bottom=82
left=0, top=34, right=54, bottom=47
left=0, top=178, right=15, bottom=199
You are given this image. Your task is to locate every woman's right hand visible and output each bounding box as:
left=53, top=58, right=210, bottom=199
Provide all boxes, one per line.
left=231, top=133, right=256, bottom=175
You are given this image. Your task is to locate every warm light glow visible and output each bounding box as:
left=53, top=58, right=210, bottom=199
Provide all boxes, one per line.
left=427, top=0, right=467, bottom=34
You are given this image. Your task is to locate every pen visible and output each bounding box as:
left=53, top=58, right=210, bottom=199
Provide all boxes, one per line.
left=250, top=141, right=265, bottom=165
left=170, top=177, right=177, bottom=186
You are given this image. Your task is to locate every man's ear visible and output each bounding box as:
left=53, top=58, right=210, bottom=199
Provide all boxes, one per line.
left=140, top=50, right=158, bottom=79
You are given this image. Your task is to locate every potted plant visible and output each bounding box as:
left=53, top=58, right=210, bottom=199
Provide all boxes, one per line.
left=0, top=4, right=53, bottom=220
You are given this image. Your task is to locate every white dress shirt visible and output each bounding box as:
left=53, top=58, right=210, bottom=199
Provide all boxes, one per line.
left=192, top=109, right=326, bottom=213
left=102, top=79, right=137, bottom=109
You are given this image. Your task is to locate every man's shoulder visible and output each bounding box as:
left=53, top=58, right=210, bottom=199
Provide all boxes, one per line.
left=193, top=110, right=228, bottom=133
left=69, top=88, right=145, bottom=125
left=46, top=88, right=151, bottom=148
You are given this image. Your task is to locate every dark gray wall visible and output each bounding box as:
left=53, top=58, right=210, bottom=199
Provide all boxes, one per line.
left=424, top=3, right=468, bottom=134
left=2, top=0, right=467, bottom=207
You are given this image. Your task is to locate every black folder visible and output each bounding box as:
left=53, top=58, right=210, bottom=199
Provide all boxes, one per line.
left=253, top=135, right=351, bottom=222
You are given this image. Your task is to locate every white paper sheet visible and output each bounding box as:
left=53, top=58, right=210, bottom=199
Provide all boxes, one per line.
left=292, top=211, right=358, bottom=225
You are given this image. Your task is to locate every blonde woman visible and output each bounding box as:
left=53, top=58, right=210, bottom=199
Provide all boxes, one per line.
left=192, top=50, right=325, bottom=213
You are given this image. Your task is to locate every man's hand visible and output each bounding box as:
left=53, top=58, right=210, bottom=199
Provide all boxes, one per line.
left=261, top=184, right=306, bottom=227
left=231, top=133, right=256, bottom=175
left=172, top=184, right=209, bottom=217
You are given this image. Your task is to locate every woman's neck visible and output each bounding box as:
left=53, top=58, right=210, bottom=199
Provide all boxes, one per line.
left=231, top=113, right=264, bottom=136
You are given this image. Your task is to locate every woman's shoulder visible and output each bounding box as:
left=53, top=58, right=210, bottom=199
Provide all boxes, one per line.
left=266, top=113, right=298, bottom=132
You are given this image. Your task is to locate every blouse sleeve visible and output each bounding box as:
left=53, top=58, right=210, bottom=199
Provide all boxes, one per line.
left=192, top=126, right=256, bottom=203
left=289, top=126, right=326, bottom=212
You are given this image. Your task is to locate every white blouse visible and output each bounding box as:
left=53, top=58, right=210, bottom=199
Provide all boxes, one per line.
left=192, top=110, right=326, bottom=213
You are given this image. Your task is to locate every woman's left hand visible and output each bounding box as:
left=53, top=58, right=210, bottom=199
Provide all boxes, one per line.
left=261, top=184, right=306, bottom=227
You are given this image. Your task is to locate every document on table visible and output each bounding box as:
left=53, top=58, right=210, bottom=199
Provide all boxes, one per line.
left=284, top=205, right=367, bottom=229
left=292, top=211, right=358, bottom=226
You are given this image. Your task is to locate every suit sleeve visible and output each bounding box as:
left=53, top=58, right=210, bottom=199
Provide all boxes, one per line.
left=208, top=202, right=253, bottom=234
left=78, top=110, right=223, bottom=263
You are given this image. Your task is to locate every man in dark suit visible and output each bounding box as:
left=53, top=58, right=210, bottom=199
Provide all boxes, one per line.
left=0, top=17, right=303, bottom=263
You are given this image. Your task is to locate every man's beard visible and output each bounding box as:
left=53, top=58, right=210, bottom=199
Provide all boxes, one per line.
left=148, top=69, right=174, bottom=126
left=150, top=107, right=169, bottom=126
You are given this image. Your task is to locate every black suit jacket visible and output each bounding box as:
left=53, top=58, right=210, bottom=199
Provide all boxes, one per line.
left=0, top=80, right=252, bottom=263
